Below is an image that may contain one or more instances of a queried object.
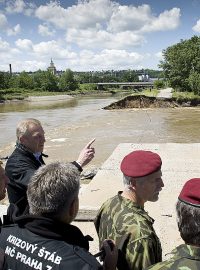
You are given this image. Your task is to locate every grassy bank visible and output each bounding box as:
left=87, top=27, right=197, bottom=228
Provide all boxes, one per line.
left=0, top=87, right=134, bottom=101
left=0, top=88, right=74, bottom=101
left=1, top=87, right=199, bottom=103
left=172, top=90, right=200, bottom=100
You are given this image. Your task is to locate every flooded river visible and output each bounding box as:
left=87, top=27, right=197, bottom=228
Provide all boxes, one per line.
left=0, top=95, right=200, bottom=167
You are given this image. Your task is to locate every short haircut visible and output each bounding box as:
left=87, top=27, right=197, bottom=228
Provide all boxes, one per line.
left=27, top=162, right=80, bottom=217
left=123, top=175, right=132, bottom=187
left=176, top=200, right=200, bottom=245
left=16, top=118, right=41, bottom=140
left=123, top=174, right=147, bottom=188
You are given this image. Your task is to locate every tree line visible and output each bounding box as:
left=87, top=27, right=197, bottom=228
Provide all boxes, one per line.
left=0, top=69, right=162, bottom=93
left=0, top=69, right=78, bottom=92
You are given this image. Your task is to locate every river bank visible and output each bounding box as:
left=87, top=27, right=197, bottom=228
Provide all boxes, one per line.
left=2, top=88, right=200, bottom=109
left=0, top=89, right=131, bottom=104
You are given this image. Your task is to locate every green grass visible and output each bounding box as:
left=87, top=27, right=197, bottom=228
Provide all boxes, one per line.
left=140, top=88, right=159, bottom=97
left=172, top=91, right=200, bottom=99
left=0, top=86, right=159, bottom=101
left=0, top=88, right=77, bottom=100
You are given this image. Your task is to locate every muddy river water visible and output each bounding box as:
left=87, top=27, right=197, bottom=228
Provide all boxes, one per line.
left=0, top=95, right=200, bottom=168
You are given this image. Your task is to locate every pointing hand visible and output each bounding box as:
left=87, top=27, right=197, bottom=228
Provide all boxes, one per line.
left=76, top=138, right=95, bottom=168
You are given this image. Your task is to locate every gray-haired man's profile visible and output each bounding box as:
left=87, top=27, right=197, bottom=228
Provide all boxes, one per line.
left=6, top=118, right=95, bottom=211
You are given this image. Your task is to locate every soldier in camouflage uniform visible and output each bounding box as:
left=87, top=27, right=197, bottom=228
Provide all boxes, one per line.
left=94, top=150, right=164, bottom=270
left=146, top=178, right=200, bottom=270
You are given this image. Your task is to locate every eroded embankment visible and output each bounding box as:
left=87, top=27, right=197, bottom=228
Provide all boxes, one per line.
left=103, top=95, right=200, bottom=109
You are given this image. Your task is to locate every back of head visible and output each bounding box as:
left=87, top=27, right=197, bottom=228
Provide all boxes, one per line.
left=177, top=178, right=200, bottom=245
left=27, top=162, right=80, bottom=218
left=16, top=118, right=41, bottom=141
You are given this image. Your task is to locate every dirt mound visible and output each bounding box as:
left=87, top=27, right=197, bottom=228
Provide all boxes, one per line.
left=104, top=95, right=179, bottom=110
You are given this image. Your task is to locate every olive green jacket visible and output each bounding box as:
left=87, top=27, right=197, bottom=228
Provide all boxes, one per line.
left=146, top=244, right=200, bottom=270
left=94, top=192, right=162, bottom=270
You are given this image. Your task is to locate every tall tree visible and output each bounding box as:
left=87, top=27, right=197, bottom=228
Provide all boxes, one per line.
left=41, top=71, right=58, bottom=91
left=33, top=70, right=58, bottom=91
left=59, top=69, right=78, bottom=91
left=16, top=71, right=34, bottom=89
left=160, top=36, right=200, bottom=92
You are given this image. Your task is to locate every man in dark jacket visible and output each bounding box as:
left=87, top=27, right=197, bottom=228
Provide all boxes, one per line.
left=0, top=162, right=117, bottom=270
left=0, top=161, right=9, bottom=269
left=6, top=118, right=95, bottom=205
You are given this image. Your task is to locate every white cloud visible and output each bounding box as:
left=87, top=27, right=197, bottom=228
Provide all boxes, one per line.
left=141, top=8, right=181, bottom=32
left=35, top=1, right=180, bottom=53
left=35, top=1, right=70, bottom=29
left=0, top=37, right=10, bottom=51
left=35, top=0, right=115, bottom=29
left=0, top=37, right=149, bottom=71
left=9, top=39, right=77, bottom=63
left=32, top=40, right=77, bottom=60
left=38, top=24, right=55, bottom=36
left=15, top=60, right=46, bottom=71
left=7, top=23, right=21, bottom=36
left=0, top=13, right=21, bottom=36
left=108, top=4, right=152, bottom=32
left=1, top=60, right=47, bottom=72
left=192, top=19, right=200, bottom=32
left=0, top=13, right=7, bottom=28
left=0, top=1, right=182, bottom=71
left=69, top=49, right=145, bottom=70
left=0, top=37, right=20, bottom=69
left=5, top=0, right=25, bottom=13
left=15, top=38, right=33, bottom=50
left=5, top=0, right=35, bottom=16
left=66, top=28, right=145, bottom=49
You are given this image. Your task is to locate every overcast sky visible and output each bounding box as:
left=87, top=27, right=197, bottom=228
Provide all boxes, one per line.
left=0, top=0, right=200, bottom=72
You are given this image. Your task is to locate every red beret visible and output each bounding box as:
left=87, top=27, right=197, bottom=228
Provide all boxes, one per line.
left=178, top=178, right=200, bottom=206
left=120, top=150, right=162, bottom=178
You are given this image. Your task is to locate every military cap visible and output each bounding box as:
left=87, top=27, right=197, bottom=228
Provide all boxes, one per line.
left=120, top=150, right=162, bottom=178
left=178, top=178, right=200, bottom=206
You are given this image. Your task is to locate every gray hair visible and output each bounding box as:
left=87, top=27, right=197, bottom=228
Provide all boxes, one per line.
left=27, top=162, right=80, bottom=217
left=123, top=175, right=132, bottom=187
left=123, top=174, right=146, bottom=188
left=16, top=118, right=41, bottom=141
left=176, top=200, right=200, bottom=245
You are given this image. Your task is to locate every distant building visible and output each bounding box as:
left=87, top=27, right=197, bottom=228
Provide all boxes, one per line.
left=138, top=74, right=149, bottom=82
left=47, top=58, right=57, bottom=75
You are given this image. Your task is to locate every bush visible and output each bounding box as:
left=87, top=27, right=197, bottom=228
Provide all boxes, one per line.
left=79, top=83, right=96, bottom=91
left=154, top=80, right=165, bottom=89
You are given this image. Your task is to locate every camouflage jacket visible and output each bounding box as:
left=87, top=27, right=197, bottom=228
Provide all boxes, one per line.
left=145, top=244, right=200, bottom=270
left=94, top=192, right=162, bottom=270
